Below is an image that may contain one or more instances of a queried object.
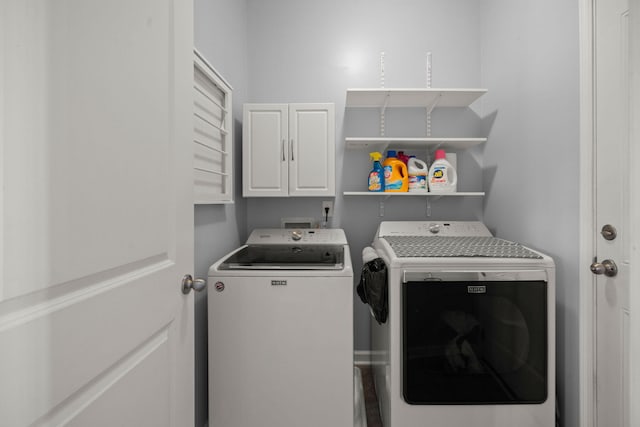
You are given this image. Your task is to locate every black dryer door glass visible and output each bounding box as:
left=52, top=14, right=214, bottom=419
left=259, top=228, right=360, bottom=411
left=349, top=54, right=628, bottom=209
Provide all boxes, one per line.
left=403, top=280, right=547, bottom=404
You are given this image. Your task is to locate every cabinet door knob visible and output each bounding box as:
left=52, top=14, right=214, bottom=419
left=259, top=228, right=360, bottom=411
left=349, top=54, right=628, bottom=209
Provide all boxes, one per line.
left=290, top=138, right=295, bottom=161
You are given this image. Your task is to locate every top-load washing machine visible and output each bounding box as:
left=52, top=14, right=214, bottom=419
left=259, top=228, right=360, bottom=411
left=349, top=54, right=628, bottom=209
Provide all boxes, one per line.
left=207, top=228, right=353, bottom=427
left=368, top=221, right=555, bottom=427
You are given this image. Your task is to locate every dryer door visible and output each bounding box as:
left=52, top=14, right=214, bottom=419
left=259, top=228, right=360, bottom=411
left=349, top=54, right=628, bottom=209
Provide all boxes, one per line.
left=402, top=279, right=547, bottom=404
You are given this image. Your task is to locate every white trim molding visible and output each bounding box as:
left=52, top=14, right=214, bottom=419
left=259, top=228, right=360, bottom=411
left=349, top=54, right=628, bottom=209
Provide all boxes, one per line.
left=578, top=1, right=596, bottom=426
left=629, top=0, right=640, bottom=424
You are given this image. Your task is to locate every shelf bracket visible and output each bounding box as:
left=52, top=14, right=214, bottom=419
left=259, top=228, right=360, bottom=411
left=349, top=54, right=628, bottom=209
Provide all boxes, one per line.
left=425, top=95, right=442, bottom=138
left=379, top=51, right=387, bottom=138
left=380, top=93, right=390, bottom=137
left=426, top=52, right=433, bottom=137
left=431, top=142, right=444, bottom=158
left=426, top=94, right=442, bottom=115
left=380, top=51, right=385, bottom=88
left=425, top=194, right=446, bottom=217
left=426, top=52, right=433, bottom=89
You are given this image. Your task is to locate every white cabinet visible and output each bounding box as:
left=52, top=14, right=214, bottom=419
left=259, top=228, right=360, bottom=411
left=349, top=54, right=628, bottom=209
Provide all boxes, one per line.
left=344, top=88, right=487, bottom=197
left=243, top=103, right=335, bottom=197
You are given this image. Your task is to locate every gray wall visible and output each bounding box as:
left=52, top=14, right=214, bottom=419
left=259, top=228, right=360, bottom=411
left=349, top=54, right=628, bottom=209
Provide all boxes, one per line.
left=479, top=1, right=580, bottom=426
left=193, top=1, right=249, bottom=426
left=245, top=0, right=485, bottom=352
left=195, top=1, right=581, bottom=426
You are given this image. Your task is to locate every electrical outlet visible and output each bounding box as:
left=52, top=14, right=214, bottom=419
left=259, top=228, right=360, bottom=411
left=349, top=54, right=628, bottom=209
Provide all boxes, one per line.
left=322, top=201, right=333, bottom=218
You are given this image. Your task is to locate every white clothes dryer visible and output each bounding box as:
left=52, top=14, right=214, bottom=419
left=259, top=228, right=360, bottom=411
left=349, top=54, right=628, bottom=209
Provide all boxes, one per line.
left=208, top=228, right=353, bottom=427
left=370, top=221, right=555, bottom=427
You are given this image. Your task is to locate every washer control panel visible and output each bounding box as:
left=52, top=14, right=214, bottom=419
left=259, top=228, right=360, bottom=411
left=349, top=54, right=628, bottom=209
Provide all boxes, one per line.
left=377, top=221, right=492, bottom=238
left=247, top=228, right=348, bottom=245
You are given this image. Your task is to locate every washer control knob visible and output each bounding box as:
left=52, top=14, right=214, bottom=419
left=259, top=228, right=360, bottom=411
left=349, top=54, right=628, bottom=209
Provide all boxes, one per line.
left=429, top=224, right=441, bottom=234
left=291, top=230, right=303, bottom=241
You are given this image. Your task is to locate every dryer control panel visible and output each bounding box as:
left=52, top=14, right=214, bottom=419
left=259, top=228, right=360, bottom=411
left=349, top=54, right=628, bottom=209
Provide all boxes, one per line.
left=377, top=221, right=492, bottom=237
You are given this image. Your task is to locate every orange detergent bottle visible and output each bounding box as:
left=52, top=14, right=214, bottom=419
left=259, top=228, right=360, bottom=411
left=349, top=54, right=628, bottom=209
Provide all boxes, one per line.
left=383, top=150, right=409, bottom=192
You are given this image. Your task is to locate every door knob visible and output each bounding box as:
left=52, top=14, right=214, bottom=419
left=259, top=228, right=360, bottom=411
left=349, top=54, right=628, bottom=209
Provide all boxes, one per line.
left=181, top=274, right=207, bottom=294
left=590, top=259, right=618, bottom=277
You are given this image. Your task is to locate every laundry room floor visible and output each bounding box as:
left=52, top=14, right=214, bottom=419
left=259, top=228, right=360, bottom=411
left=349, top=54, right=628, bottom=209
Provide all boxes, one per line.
left=357, top=365, right=383, bottom=427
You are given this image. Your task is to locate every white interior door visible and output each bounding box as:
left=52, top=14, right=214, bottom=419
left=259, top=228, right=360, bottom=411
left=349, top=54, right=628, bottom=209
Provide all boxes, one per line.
left=0, top=1, right=194, bottom=426
left=592, top=0, right=634, bottom=425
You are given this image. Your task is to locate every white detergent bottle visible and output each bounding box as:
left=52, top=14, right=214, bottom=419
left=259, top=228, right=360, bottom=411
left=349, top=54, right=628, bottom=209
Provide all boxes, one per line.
left=428, top=149, right=457, bottom=193
left=407, top=157, right=428, bottom=192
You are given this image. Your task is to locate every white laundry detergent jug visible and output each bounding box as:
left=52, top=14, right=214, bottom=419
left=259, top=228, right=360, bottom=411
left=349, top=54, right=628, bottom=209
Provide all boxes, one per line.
left=407, top=157, right=428, bottom=192
left=428, top=149, right=457, bottom=193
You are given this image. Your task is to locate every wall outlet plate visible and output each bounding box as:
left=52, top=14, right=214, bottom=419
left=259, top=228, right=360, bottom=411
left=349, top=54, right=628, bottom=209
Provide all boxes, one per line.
left=322, top=201, right=334, bottom=218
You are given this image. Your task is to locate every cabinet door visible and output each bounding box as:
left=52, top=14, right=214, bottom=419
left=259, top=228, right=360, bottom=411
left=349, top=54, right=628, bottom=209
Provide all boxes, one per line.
left=288, top=103, right=335, bottom=196
left=242, top=104, right=288, bottom=197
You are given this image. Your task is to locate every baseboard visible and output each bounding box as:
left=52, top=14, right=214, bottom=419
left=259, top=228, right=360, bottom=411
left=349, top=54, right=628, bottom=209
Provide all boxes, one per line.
left=354, top=350, right=372, bottom=365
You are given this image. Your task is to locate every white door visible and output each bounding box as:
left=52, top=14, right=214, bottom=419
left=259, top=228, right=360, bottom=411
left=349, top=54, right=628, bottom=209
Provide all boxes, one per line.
left=0, top=1, right=194, bottom=426
left=288, top=103, right=335, bottom=197
left=590, top=0, right=635, bottom=425
left=242, top=104, right=289, bottom=197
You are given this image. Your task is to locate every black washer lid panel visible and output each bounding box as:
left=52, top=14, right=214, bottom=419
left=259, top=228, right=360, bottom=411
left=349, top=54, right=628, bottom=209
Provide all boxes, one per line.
left=218, top=244, right=345, bottom=270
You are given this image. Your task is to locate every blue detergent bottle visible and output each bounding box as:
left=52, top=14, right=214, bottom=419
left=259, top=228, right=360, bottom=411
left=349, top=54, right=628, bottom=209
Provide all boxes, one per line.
left=368, top=152, right=385, bottom=192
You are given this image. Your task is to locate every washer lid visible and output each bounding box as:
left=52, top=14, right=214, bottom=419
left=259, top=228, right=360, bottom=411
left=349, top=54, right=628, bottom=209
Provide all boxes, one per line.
left=218, top=244, right=345, bottom=270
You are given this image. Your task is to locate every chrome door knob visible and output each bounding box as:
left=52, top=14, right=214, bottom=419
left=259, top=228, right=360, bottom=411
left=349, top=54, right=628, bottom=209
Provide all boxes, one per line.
left=181, top=274, right=207, bottom=294
left=590, top=259, right=618, bottom=277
